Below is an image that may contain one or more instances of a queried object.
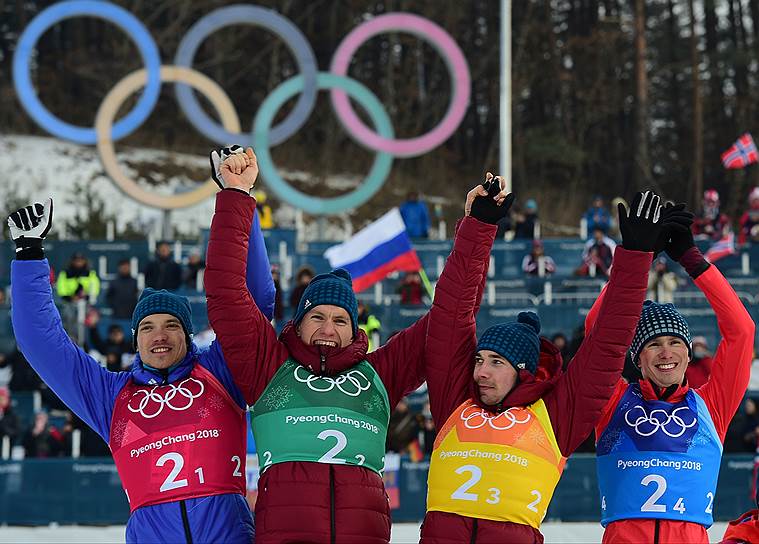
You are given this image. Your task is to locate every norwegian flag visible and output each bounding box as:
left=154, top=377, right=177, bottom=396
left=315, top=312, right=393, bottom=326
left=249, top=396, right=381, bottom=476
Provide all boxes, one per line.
left=721, top=133, right=759, bottom=169
left=704, top=232, right=736, bottom=263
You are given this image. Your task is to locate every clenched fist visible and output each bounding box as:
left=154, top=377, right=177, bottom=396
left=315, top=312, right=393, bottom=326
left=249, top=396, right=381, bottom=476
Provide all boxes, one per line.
left=209, top=145, right=258, bottom=193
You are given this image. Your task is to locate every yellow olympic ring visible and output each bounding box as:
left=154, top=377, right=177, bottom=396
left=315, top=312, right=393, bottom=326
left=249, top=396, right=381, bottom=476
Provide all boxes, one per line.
left=95, top=65, right=240, bottom=209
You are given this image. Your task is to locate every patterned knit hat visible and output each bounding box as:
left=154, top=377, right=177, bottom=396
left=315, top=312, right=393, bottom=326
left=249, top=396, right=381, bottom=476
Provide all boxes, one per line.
left=293, top=269, right=358, bottom=334
left=131, top=288, right=193, bottom=346
left=630, top=300, right=691, bottom=362
left=476, top=312, right=541, bottom=374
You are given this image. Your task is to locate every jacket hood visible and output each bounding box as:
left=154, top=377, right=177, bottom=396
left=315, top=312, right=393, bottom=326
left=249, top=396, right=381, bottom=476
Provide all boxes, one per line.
left=131, top=343, right=197, bottom=385
left=279, top=321, right=369, bottom=376
left=472, top=337, right=564, bottom=412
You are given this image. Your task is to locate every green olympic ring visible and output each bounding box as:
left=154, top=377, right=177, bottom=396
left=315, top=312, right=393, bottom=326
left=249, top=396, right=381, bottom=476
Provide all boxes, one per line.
left=253, top=72, right=394, bottom=215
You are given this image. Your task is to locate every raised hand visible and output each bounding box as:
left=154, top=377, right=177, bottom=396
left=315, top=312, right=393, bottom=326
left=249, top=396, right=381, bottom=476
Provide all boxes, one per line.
left=652, top=202, right=694, bottom=256
left=617, top=191, right=662, bottom=252
left=209, top=145, right=258, bottom=192
left=467, top=172, right=515, bottom=225
left=7, top=198, right=53, bottom=258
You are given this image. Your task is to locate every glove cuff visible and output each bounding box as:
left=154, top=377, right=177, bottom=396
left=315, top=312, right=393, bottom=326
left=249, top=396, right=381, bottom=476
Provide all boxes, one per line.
left=14, top=237, right=44, bottom=260
left=678, top=246, right=710, bottom=279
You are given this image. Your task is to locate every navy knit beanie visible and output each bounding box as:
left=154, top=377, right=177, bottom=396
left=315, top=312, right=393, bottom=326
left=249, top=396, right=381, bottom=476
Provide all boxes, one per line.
left=630, top=300, right=691, bottom=362
left=293, top=269, right=358, bottom=334
left=131, top=288, right=193, bottom=347
left=476, top=312, right=541, bottom=375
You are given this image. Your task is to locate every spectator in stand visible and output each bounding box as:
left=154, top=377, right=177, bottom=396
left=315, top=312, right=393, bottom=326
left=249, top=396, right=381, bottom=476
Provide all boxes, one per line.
left=575, top=227, right=616, bottom=277
left=144, top=241, right=182, bottom=291
left=419, top=402, right=437, bottom=455
left=386, top=399, right=420, bottom=453
left=399, top=190, right=431, bottom=239
left=182, top=248, right=205, bottom=290
left=693, top=188, right=731, bottom=241
left=647, top=256, right=678, bottom=303
left=270, top=264, right=284, bottom=326
left=522, top=239, right=556, bottom=276
left=288, top=265, right=314, bottom=312
left=0, top=386, right=20, bottom=445
left=687, top=335, right=713, bottom=389
left=358, top=301, right=382, bottom=352
left=87, top=315, right=133, bottom=372
left=739, top=187, right=759, bottom=245
left=56, top=251, right=100, bottom=301
left=740, top=398, right=759, bottom=452
left=106, top=259, right=138, bottom=319
left=7, top=349, right=42, bottom=392
left=584, top=195, right=612, bottom=236
left=0, top=354, right=11, bottom=388
left=551, top=332, right=571, bottom=369
left=254, top=190, right=274, bottom=229
left=22, top=411, right=66, bottom=458
left=513, top=198, right=539, bottom=239
left=69, top=412, right=111, bottom=457
left=397, top=271, right=424, bottom=305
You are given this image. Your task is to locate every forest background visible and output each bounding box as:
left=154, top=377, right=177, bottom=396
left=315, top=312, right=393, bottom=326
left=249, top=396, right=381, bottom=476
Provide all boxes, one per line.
left=1, top=0, right=757, bottom=236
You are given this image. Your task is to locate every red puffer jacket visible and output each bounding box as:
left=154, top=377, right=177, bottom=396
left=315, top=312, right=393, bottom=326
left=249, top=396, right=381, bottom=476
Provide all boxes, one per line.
left=421, top=218, right=652, bottom=544
left=204, top=190, right=444, bottom=543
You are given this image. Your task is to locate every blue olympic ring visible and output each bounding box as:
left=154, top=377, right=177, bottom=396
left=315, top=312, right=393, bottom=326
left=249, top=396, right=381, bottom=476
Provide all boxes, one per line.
left=13, top=0, right=161, bottom=145
left=174, top=5, right=318, bottom=147
left=253, top=72, right=394, bottom=214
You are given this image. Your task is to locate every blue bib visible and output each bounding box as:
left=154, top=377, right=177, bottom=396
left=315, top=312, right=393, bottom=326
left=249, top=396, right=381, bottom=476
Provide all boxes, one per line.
left=596, top=384, right=722, bottom=527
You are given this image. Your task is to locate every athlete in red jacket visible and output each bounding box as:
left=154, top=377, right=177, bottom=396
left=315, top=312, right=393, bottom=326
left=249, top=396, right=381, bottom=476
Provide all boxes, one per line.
left=590, top=206, right=755, bottom=544
left=420, top=189, right=667, bottom=543
left=204, top=149, right=433, bottom=543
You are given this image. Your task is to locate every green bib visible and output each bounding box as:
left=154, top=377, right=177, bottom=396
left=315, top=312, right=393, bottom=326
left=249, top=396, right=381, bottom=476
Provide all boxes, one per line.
left=252, top=358, right=390, bottom=475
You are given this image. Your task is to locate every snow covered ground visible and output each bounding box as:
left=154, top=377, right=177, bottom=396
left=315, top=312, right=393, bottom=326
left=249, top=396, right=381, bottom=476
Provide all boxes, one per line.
left=0, top=521, right=731, bottom=543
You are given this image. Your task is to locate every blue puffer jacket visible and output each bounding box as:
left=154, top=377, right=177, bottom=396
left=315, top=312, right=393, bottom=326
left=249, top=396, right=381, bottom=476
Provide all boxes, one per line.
left=10, top=211, right=274, bottom=544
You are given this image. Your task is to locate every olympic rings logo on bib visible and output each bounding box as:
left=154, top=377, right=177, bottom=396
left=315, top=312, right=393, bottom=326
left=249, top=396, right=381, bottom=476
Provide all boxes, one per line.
left=624, top=405, right=697, bottom=438
left=293, top=365, right=371, bottom=397
left=127, top=377, right=205, bottom=419
left=460, top=405, right=531, bottom=431
left=14, top=2, right=471, bottom=213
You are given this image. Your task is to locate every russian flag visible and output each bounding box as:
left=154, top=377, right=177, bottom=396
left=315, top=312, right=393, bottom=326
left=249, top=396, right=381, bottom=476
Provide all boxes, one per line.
left=324, top=208, right=421, bottom=292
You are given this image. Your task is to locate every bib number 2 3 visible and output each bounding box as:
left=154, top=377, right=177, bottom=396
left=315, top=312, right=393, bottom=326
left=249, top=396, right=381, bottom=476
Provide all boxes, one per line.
left=451, top=464, right=542, bottom=512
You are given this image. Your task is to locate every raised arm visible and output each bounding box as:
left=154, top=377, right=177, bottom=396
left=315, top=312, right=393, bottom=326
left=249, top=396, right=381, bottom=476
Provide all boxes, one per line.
left=424, top=215, right=497, bottom=424
left=8, top=201, right=126, bottom=441
left=546, top=191, right=678, bottom=455
left=690, top=257, right=755, bottom=439
left=247, top=210, right=276, bottom=321
left=205, top=147, right=288, bottom=406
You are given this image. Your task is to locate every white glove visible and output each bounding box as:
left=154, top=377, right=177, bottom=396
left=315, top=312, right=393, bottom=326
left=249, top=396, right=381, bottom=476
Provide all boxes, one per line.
left=7, top=198, right=53, bottom=258
left=209, top=145, right=245, bottom=189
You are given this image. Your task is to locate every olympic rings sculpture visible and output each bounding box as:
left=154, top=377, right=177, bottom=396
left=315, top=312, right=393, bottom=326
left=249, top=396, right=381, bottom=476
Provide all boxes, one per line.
left=460, top=404, right=532, bottom=431
left=294, top=365, right=372, bottom=397
left=13, top=2, right=471, bottom=213
left=624, top=405, right=697, bottom=438
left=128, top=377, right=205, bottom=419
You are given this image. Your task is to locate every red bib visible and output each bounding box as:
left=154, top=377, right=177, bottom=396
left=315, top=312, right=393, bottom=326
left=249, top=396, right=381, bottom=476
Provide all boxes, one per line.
left=110, top=364, right=246, bottom=511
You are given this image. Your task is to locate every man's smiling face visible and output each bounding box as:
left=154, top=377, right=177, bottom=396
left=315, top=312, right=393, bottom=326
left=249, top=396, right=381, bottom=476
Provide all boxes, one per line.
left=297, top=305, right=353, bottom=349
left=136, top=313, right=188, bottom=369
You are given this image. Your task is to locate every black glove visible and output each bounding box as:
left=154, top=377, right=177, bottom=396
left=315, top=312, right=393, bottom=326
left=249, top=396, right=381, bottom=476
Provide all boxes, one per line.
left=7, top=198, right=53, bottom=260
left=209, top=145, right=247, bottom=192
left=470, top=178, right=515, bottom=225
left=618, top=191, right=662, bottom=252
left=652, top=202, right=694, bottom=256
left=665, top=220, right=696, bottom=262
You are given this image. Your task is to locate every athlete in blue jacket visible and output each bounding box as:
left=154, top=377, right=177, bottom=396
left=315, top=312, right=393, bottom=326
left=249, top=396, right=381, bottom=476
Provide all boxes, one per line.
left=8, top=186, right=273, bottom=541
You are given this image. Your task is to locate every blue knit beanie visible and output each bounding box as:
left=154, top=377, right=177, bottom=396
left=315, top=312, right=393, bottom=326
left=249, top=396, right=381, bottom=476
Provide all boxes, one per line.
left=476, top=312, right=541, bottom=374
left=131, top=288, right=193, bottom=345
left=293, top=269, right=358, bottom=334
left=630, top=300, right=691, bottom=362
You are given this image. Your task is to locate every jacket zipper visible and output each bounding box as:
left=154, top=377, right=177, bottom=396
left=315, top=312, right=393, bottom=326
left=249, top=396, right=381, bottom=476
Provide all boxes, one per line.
left=180, top=500, right=193, bottom=544
left=470, top=518, right=478, bottom=544
left=653, top=518, right=660, bottom=544
left=320, top=353, right=327, bottom=374
left=330, top=465, right=336, bottom=544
